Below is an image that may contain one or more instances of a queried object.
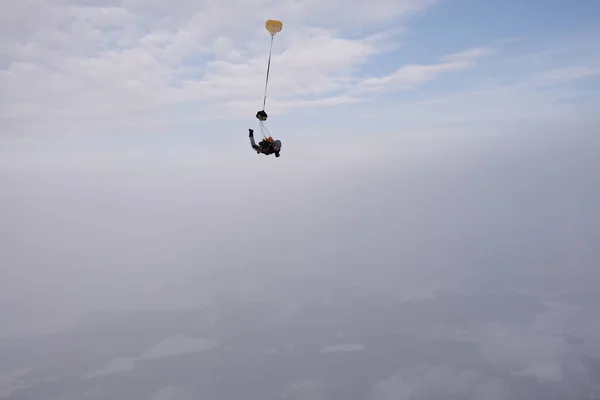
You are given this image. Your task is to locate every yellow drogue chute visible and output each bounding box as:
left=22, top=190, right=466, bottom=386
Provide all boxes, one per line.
left=256, top=19, right=283, bottom=139
left=265, top=19, right=283, bottom=36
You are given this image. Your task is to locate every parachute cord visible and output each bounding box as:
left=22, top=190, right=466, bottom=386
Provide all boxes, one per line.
left=259, top=121, right=265, bottom=138
left=262, top=35, right=274, bottom=111
left=259, top=120, right=271, bottom=139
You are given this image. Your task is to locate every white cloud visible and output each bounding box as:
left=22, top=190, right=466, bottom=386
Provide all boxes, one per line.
left=441, top=47, right=496, bottom=62
left=0, top=368, right=32, bottom=398
left=469, top=320, right=576, bottom=382
left=320, top=343, right=365, bottom=353
left=371, top=58, right=600, bottom=126
left=82, top=334, right=217, bottom=379
left=282, top=379, right=328, bottom=400
left=0, top=367, right=56, bottom=398
left=353, top=46, right=494, bottom=94
left=530, top=65, right=600, bottom=86
left=358, top=61, right=469, bottom=91
left=368, top=365, right=510, bottom=400
left=0, top=0, right=463, bottom=133
left=151, top=386, right=194, bottom=400
left=464, top=299, right=600, bottom=397
left=535, top=300, right=600, bottom=358
left=2, top=0, right=599, bottom=137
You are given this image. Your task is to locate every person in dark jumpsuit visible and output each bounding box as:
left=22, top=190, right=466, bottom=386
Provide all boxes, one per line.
left=249, top=128, right=281, bottom=157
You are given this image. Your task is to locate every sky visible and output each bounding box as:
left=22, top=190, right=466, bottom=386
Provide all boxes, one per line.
left=2, top=0, right=600, bottom=141
left=1, top=0, right=600, bottom=399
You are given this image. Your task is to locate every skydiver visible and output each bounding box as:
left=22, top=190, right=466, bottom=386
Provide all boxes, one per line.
left=249, top=128, right=281, bottom=157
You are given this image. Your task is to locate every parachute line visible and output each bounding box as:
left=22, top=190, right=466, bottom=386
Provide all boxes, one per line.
left=255, top=20, right=281, bottom=142
left=259, top=120, right=271, bottom=139
left=262, top=35, right=274, bottom=110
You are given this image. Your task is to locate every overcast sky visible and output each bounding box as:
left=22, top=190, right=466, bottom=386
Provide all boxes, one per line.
left=1, top=1, right=600, bottom=398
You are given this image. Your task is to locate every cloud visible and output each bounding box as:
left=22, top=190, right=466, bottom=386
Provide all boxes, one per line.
left=535, top=300, right=600, bottom=359
left=368, top=365, right=510, bottom=400
left=320, top=343, right=365, bottom=353
left=282, top=379, right=328, bottom=400
left=529, top=65, right=600, bottom=87
left=151, top=385, right=194, bottom=400
left=83, top=334, right=217, bottom=379
left=356, top=60, right=468, bottom=92
left=467, top=298, right=600, bottom=389
left=371, top=59, right=600, bottom=126
left=470, top=322, right=568, bottom=381
left=441, top=47, right=496, bottom=62
left=0, top=0, right=444, bottom=133
left=2, top=0, right=599, bottom=138
left=352, top=47, right=495, bottom=94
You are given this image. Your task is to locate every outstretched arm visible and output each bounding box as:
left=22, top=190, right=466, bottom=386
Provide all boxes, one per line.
left=249, top=129, right=259, bottom=151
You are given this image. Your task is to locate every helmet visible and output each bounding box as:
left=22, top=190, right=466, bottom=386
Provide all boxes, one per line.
left=273, top=140, right=282, bottom=150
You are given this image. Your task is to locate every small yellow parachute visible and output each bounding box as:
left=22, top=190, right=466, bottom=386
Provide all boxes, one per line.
left=265, top=19, right=283, bottom=36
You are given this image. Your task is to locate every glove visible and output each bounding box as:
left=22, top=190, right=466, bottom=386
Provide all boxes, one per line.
left=249, top=128, right=254, bottom=137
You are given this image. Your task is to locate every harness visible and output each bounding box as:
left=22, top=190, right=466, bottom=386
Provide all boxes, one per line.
left=258, top=137, right=275, bottom=154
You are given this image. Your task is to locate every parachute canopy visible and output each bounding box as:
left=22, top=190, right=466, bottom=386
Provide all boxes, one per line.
left=265, top=19, right=283, bottom=36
